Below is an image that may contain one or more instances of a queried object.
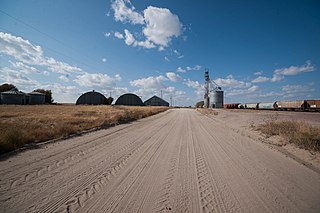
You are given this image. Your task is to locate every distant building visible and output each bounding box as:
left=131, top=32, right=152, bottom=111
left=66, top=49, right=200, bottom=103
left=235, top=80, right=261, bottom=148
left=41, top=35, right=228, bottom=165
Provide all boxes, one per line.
left=0, top=88, right=46, bottom=105
left=29, top=92, right=45, bottom=104
left=144, top=95, right=169, bottom=106
left=76, top=90, right=107, bottom=105
left=1, top=88, right=29, bottom=105
left=115, top=93, right=144, bottom=106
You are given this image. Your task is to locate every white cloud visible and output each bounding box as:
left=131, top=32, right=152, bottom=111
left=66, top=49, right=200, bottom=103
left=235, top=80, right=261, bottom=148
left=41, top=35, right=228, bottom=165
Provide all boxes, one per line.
left=110, top=1, right=182, bottom=50
left=124, top=29, right=135, bottom=45
left=173, top=49, right=184, bottom=59
left=10, top=61, right=41, bottom=74
left=130, top=75, right=167, bottom=90
left=166, top=72, right=181, bottom=82
left=176, top=67, right=186, bottom=73
left=214, top=75, right=251, bottom=88
left=111, top=0, right=144, bottom=25
left=105, top=32, right=111, bottom=37
left=186, top=65, right=202, bottom=71
left=74, top=72, right=121, bottom=89
left=251, top=76, right=270, bottom=83
left=252, top=61, right=314, bottom=84
left=282, top=84, right=315, bottom=94
left=254, top=71, right=263, bottom=76
left=248, top=85, right=259, bottom=92
left=59, top=75, right=69, bottom=82
left=0, top=32, right=82, bottom=74
left=184, top=79, right=203, bottom=97
left=274, top=61, right=314, bottom=76
left=102, top=58, right=107, bottom=62
left=143, top=6, right=181, bottom=48
left=114, top=31, right=124, bottom=39
left=164, top=56, right=170, bottom=61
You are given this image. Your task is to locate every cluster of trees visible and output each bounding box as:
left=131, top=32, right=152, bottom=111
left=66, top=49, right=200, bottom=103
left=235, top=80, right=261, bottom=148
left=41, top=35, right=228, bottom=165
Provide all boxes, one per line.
left=0, top=83, right=54, bottom=104
left=195, top=101, right=204, bottom=108
left=105, top=97, right=114, bottom=105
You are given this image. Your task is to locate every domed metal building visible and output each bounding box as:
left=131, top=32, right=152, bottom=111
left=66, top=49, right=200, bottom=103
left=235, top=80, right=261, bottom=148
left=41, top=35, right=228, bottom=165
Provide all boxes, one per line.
left=76, top=90, right=107, bottom=105
left=115, top=93, right=144, bottom=106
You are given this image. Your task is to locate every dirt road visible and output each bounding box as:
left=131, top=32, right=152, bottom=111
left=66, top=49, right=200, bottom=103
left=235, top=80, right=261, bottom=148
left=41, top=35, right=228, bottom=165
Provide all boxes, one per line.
left=1, top=109, right=319, bottom=213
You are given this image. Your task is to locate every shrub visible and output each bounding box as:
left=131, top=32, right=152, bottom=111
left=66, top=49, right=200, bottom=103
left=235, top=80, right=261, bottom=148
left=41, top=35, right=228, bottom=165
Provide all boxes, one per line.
left=0, top=128, right=27, bottom=154
left=257, top=121, right=320, bottom=151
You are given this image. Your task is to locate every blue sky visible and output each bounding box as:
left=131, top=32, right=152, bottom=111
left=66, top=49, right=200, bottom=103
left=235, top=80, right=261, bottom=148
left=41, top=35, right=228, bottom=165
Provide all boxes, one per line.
left=0, top=0, right=319, bottom=105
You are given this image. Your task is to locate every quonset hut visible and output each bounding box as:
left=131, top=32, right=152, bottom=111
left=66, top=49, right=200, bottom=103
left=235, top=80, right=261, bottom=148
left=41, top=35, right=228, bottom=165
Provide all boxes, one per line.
left=115, top=93, right=144, bottom=106
left=144, top=95, right=169, bottom=106
left=76, top=90, right=107, bottom=105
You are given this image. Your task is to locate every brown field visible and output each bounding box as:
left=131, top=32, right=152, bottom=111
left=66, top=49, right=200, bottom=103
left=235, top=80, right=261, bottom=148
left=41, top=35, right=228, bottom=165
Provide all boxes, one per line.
left=0, top=105, right=168, bottom=154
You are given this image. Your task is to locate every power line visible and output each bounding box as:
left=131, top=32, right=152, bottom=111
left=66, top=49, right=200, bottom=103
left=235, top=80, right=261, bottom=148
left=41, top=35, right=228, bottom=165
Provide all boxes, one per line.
left=0, top=26, right=91, bottom=71
left=0, top=9, right=99, bottom=69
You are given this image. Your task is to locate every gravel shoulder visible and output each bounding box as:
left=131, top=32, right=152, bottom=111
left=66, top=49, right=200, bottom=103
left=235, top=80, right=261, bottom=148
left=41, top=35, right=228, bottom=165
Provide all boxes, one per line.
left=0, top=109, right=319, bottom=212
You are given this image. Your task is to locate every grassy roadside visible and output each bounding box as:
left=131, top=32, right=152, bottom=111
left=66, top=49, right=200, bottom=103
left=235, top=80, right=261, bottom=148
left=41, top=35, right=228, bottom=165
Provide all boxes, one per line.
left=257, top=120, right=320, bottom=152
left=0, top=105, right=168, bottom=154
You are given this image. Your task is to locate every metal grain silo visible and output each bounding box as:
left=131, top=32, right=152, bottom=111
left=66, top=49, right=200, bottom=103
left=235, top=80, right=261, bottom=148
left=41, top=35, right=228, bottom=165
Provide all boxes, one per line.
left=1, top=89, right=28, bottom=105
left=29, top=92, right=45, bottom=104
left=115, top=93, right=144, bottom=106
left=76, top=90, right=107, bottom=105
left=211, top=90, right=224, bottom=108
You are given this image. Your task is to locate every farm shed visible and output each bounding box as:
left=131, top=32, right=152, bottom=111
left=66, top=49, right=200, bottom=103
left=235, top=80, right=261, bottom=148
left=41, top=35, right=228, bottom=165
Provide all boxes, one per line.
left=76, top=90, right=107, bottom=105
left=144, top=96, right=169, bottom=106
left=1, top=88, right=29, bottom=105
left=115, top=93, right=144, bottom=106
left=29, top=92, right=45, bottom=104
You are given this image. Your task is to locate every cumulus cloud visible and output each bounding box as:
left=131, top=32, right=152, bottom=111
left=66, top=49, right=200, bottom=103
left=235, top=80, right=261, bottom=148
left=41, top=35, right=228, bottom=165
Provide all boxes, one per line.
left=176, top=67, right=186, bottom=73
left=114, top=31, right=124, bottom=39
left=59, top=75, right=69, bottom=82
left=214, top=75, right=251, bottom=88
left=130, top=75, right=167, bottom=90
left=252, top=61, right=314, bottom=84
left=111, top=0, right=144, bottom=25
left=0, top=66, right=40, bottom=89
left=186, top=65, right=202, bottom=71
left=254, top=71, right=263, bottom=76
left=143, top=6, right=181, bottom=48
left=74, top=72, right=121, bottom=89
left=102, top=58, right=107, bottom=62
left=10, top=61, right=41, bottom=74
left=110, top=1, right=182, bottom=50
left=184, top=79, right=203, bottom=97
left=274, top=61, right=314, bottom=76
left=166, top=72, right=182, bottom=82
left=0, top=32, right=82, bottom=74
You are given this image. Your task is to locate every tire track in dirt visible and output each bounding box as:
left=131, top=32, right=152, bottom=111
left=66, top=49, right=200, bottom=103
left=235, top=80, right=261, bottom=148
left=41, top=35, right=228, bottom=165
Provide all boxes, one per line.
left=1, top=109, right=320, bottom=213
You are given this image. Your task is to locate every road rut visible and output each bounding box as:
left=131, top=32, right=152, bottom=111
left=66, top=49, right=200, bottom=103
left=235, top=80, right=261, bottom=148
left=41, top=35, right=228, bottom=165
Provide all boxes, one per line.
left=0, top=109, right=319, bottom=212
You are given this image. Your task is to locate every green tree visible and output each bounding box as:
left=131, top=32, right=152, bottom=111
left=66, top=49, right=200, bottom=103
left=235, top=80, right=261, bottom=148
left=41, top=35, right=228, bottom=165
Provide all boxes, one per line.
left=33, top=89, right=54, bottom=104
left=0, top=83, right=16, bottom=92
left=195, top=101, right=204, bottom=108
left=106, top=97, right=114, bottom=105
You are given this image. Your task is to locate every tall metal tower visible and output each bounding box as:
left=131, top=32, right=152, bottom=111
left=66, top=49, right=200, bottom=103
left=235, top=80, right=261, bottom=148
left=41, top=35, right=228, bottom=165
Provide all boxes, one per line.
left=204, top=69, right=210, bottom=108
left=204, top=69, right=224, bottom=108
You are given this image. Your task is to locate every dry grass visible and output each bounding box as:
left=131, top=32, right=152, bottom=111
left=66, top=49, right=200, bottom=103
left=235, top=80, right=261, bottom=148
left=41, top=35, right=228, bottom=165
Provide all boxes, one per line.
left=257, top=120, right=320, bottom=152
left=0, top=105, right=168, bottom=154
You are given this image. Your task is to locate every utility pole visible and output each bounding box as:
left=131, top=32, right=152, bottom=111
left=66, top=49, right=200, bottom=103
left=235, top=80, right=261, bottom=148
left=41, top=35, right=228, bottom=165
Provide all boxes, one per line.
left=170, top=96, right=172, bottom=107
left=160, top=90, right=163, bottom=99
left=204, top=69, right=210, bottom=108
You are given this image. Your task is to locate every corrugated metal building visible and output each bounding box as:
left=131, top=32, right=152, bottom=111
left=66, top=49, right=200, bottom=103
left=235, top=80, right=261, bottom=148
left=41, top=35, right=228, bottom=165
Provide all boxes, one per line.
left=1, top=88, right=29, bottom=105
left=144, top=95, right=169, bottom=106
left=29, top=92, right=45, bottom=105
left=115, top=93, right=144, bottom=106
left=76, top=90, right=107, bottom=105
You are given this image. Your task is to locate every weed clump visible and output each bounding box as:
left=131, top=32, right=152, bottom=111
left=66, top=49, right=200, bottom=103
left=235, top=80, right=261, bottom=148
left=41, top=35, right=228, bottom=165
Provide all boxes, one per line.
left=257, top=120, right=320, bottom=152
left=0, top=128, right=27, bottom=154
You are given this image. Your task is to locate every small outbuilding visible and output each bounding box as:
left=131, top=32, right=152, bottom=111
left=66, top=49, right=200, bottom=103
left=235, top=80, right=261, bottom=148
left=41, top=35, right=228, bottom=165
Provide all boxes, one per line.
left=29, top=92, right=45, bottom=105
left=76, top=90, right=107, bottom=105
left=1, top=88, right=29, bottom=105
left=144, top=95, right=169, bottom=106
left=115, top=93, right=144, bottom=106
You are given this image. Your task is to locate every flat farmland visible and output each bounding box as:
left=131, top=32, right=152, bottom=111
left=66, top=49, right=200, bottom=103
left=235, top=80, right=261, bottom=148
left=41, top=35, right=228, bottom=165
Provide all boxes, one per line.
left=0, top=105, right=168, bottom=154
left=0, top=108, right=320, bottom=212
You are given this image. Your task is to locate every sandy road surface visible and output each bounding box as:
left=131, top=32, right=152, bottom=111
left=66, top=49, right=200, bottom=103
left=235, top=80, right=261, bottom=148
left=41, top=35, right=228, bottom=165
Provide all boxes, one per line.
left=0, top=109, right=320, bottom=213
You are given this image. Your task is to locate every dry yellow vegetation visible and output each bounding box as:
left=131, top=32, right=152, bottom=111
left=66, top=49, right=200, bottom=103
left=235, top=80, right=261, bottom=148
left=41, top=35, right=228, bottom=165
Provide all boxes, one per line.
left=0, top=105, right=168, bottom=154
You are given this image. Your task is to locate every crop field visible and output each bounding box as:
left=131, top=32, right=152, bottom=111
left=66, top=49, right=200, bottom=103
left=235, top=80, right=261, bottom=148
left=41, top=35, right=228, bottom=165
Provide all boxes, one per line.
left=0, top=105, right=168, bottom=154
